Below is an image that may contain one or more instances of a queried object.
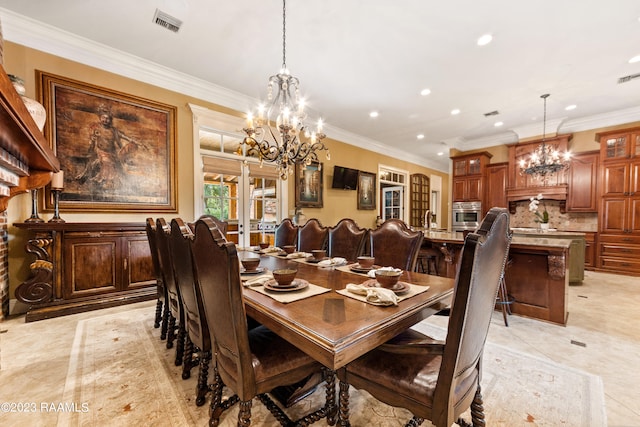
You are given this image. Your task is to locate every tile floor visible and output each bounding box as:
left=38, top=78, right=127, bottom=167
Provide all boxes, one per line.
left=0, top=269, right=638, bottom=426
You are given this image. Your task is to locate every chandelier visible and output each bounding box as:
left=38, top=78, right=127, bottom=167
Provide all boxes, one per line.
left=242, top=0, right=330, bottom=180
left=520, top=94, right=571, bottom=179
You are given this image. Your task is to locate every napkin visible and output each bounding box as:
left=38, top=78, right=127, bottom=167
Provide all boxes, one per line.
left=345, top=283, right=398, bottom=306
left=367, top=266, right=403, bottom=278
left=318, top=257, right=347, bottom=267
left=286, top=251, right=312, bottom=259
left=261, top=246, right=282, bottom=253
left=243, top=272, right=273, bottom=287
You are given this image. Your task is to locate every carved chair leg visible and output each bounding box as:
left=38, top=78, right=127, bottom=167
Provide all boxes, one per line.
left=160, top=304, right=170, bottom=340
left=337, top=378, right=350, bottom=427
left=407, top=417, right=425, bottom=427
left=238, top=400, right=252, bottom=427
left=470, top=386, right=486, bottom=427
left=209, top=368, right=223, bottom=426
left=175, top=323, right=185, bottom=366
left=166, top=314, right=176, bottom=348
left=196, top=351, right=211, bottom=406
left=154, top=299, right=163, bottom=328
left=182, top=335, right=194, bottom=379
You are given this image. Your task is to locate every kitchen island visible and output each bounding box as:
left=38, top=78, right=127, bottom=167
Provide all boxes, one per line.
left=422, top=229, right=575, bottom=325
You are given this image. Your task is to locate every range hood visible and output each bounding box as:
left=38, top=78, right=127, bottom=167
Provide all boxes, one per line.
left=506, top=184, right=568, bottom=213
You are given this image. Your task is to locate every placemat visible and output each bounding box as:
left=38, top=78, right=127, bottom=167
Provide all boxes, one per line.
left=248, top=282, right=331, bottom=303
left=336, top=264, right=370, bottom=276
left=336, top=282, right=430, bottom=305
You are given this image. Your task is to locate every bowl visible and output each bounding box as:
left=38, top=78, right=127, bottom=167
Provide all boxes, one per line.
left=259, top=242, right=270, bottom=249
left=282, top=245, right=296, bottom=254
left=272, top=269, right=297, bottom=287
left=375, top=270, right=402, bottom=289
left=357, top=256, right=375, bottom=269
left=241, top=257, right=260, bottom=271
left=312, top=249, right=327, bottom=260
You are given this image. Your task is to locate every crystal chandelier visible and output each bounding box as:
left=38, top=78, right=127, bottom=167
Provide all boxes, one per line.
left=520, top=94, right=571, bottom=179
left=242, top=0, right=329, bottom=180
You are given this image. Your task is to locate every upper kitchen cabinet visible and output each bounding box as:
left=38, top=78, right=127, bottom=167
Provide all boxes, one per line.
left=450, top=152, right=492, bottom=202
left=566, top=150, right=599, bottom=212
left=485, top=162, right=508, bottom=212
left=598, top=127, right=640, bottom=162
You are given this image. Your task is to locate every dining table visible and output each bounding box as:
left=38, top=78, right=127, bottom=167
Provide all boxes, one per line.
left=239, top=250, right=455, bottom=371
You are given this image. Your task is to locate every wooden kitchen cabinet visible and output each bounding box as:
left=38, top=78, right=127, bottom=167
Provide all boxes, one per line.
left=451, top=152, right=491, bottom=202
left=583, top=232, right=597, bottom=270
left=597, top=127, right=640, bottom=276
left=14, top=222, right=156, bottom=321
left=566, top=151, right=599, bottom=212
left=485, top=162, right=508, bottom=212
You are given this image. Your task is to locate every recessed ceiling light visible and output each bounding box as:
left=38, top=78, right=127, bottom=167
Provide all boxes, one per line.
left=417, top=134, right=425, bottom=140
left=629, top=55, right=640, bottom=64
left=565, top=104, right=577, bottom=111
left=420, top=88, right=431, bottom=96
left=477, top=34, right=493, bottom=46
left=451, top=109, right=460, bottom=115
left=437, top=152, right=444, bottom=156
left=369, top=111, right=379, bottom=118
left=494, top=121, right=503, bottom=127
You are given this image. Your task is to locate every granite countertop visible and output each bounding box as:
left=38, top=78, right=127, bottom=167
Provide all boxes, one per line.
left=421, top=229, right=573, bottom=249
left=510, top=228, right=587, bottom=237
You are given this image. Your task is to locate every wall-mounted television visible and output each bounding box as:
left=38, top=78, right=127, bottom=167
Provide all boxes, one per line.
left=331, top=165, right=359, bottom=190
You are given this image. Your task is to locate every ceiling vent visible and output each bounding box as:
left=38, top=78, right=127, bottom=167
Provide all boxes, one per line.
left=617, top=73, right=640, bottom=84
left=483, top=110, right=499, bottom=117
left=153, top=9, right=182, bottom=33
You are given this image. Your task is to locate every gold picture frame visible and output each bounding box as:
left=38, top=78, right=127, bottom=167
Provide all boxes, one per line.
left=357, top=170, right=376, bottom=210
left=37, top=71, right=177, bottom=212
left=294, top=161, right=323, bottom=208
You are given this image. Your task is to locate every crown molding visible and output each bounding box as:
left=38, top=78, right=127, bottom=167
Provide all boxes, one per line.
left=559, top=106, right=640, bottom=133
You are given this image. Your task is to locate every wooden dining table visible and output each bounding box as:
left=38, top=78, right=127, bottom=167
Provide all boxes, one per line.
left=240, top=251, right=455, bottom=370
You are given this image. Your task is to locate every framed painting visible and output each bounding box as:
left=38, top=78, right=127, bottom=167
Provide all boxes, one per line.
left=37, top=71, right=177, bottom=212
left=295, top=161, right=323, bottom=208
left=357, top=170, right=376, bottom=210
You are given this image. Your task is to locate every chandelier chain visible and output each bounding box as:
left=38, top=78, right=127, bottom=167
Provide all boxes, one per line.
left=281, top=0, right=287, bottom=70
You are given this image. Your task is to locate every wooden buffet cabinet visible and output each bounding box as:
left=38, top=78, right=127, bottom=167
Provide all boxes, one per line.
left=14, top=222, right=156, bottom=322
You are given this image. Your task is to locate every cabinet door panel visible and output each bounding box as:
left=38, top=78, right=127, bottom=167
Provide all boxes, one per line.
left=452, top=179, right=466, bottom=201
left=125, top=237, right=155, bottom=289
left=601, top=163, right=629, bottom=195
left=567, top=152, right=598, bottom=211
left=600, top=198, right=628, bottom=233
left=64, top=239, right=117, bottom=298
left=467, top=177, right=482, bottom=201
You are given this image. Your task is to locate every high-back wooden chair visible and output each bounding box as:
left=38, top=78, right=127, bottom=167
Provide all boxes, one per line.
left=337, top=208, right=512, bottom=427
left=168, top=218, right=211, bottom=406
left=327, top=218, right=367, bottom=261
left=274, top=217, right=298, bottom=248
left=196, top=214, right=228, bottom=236
left=154, top=218, right=185, bottom=366
left=369, top=218, right=423, bottom=271
left=190, top=217, right=334, bottom=426
left=297, top=218, right=328, bottom=253
left=145, top=218, right=169, bottom=338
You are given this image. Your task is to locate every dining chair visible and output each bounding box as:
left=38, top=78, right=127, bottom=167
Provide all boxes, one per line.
left=168, top=218, right=211, bottom=406
left=274, top=217, right=298, bottom=248
left=196, top=214, right=228, bottom=236
left=327, top=218, right=368, bottom=261
left=297, top=218, right=328, bottom=253
left=190, top=216, right=335, bottom=426
left=337, top=208, right=512, bottom=427
left=154, top=218, right=185, bottom=366
left=145, top=218, right=169, bottom=338
left=369, top=218, right=423, bottom=271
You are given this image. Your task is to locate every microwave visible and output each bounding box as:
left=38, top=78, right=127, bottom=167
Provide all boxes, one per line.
left=452, top=201, right=482, bottom=231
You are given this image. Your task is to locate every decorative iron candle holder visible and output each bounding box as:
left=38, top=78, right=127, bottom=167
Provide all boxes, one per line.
left=48, top=171, right=65, bottom=223
left=25, top=188, right=44, bottom=223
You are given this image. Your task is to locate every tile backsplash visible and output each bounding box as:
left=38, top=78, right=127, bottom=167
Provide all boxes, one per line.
left=509, top=200, right=598, bottom=232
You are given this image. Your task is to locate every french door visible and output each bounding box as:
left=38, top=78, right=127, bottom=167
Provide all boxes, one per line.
left=382, top=186, right=404, bottom=221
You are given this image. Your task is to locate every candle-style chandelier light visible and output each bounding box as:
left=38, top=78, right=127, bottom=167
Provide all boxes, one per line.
left=242, top=0, right=330, bottom=180
left=519, top=94, right=571, bottom=179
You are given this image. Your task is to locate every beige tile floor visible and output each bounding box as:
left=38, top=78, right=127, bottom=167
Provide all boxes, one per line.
left=0, top=269, right=638, bottom=426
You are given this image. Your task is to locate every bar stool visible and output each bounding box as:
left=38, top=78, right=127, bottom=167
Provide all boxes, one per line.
left=416, top=247, right=439, bottom=275
left=495, top=259, right=514, bottom=326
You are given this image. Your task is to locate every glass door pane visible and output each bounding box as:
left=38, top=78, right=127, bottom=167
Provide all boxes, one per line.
left=203, top=171, right=240, bottom=244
